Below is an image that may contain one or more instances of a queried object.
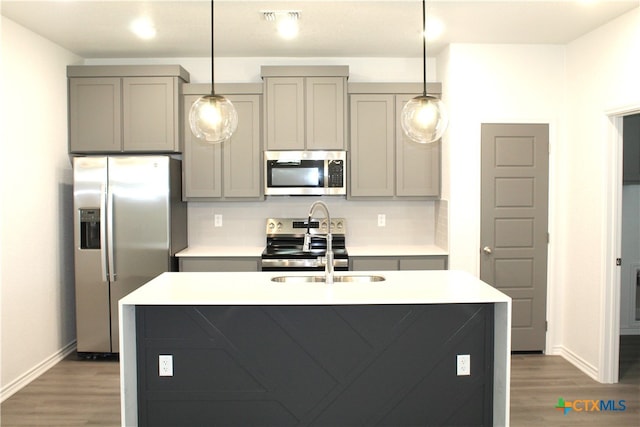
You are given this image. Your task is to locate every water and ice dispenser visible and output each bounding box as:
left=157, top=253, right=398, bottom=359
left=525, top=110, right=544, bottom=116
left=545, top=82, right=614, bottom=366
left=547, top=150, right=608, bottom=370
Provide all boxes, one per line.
left=79, top=209, right=101, bottom=249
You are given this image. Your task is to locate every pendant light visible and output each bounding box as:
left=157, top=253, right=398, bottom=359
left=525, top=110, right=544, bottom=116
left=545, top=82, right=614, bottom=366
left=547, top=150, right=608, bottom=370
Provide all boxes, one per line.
left=189, top=0, right=238, bottom=143
left=400, top=0, right=448, bottom=144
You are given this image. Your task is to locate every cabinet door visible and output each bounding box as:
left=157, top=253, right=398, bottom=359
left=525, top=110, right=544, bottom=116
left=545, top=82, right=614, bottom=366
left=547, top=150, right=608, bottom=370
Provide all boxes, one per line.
left=399, top=256, right=447, bottom=270
left=223, top=95, right=262, bottom=198
left=179, top=258, right=259, bottom=272
left=265, top=77, right=304, bottom=150
left=183, top=95, right=222, bottom=198
left=395, top=95, right=440, bottom=197
left=69, top=77, right=122, bottom=153
left=350, top=257, right=399, bottom=271
left=123, top=77, right=179, bottom=152
left=306, top=77, right=345, bottom=150
left=349, top=94, right=395, bottom=197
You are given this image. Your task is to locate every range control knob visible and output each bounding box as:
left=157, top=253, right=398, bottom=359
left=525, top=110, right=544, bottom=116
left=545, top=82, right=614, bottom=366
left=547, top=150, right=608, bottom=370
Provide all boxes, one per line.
left=268, top=222, right=275, bottom=230
left=276, top=222, right=282, bottom=230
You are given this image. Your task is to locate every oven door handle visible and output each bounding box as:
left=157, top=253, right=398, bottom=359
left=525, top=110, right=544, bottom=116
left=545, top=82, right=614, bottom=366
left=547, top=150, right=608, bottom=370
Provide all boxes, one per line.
left=260, top=258, right=349, bottom=269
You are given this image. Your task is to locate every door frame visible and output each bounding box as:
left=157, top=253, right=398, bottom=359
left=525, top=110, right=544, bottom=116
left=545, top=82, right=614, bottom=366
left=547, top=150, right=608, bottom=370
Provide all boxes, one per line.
left=603, top=104, right=640, bottom=383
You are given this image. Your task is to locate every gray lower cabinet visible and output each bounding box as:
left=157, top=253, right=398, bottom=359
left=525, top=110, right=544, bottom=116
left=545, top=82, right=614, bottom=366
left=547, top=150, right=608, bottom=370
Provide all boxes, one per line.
left=348, top=84, right=441, bottom=199
left=179, top=257, right=259, bottom=272
left=135, top=303, right=494, bottom=426
left=350, top=255, right=448, bottom=271
left=262, top=66, right=348, bottom=150
left=183, top=87, right=262, bottom=200
left=68, top=65, right=189, bottom=153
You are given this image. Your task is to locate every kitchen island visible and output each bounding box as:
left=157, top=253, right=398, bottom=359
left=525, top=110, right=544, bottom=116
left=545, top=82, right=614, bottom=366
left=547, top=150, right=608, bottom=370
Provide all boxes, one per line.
left=119, top=270, right=511, bottom=426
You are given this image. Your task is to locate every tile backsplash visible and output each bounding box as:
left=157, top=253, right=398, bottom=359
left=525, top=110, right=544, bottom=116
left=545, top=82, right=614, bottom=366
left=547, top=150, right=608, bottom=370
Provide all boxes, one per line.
left=187, top=198, right=442, bottom=248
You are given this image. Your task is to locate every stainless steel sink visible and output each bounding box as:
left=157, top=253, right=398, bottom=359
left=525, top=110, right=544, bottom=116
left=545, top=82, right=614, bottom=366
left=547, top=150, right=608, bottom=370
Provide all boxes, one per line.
left=271, top=275, right=386, bottom=283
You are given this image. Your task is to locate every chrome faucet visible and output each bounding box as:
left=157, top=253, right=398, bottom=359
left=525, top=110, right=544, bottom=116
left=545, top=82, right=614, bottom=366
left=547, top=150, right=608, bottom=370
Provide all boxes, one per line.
left=303, top=201, right=334, bottom=284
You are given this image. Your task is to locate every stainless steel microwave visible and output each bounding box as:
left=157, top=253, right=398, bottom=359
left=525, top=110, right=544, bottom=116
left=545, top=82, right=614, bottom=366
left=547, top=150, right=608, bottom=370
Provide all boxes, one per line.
left=264, top=151, right=347, bottom=196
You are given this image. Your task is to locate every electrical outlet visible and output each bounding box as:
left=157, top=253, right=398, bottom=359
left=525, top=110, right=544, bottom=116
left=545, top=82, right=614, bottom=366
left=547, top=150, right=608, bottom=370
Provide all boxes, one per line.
left=214, top=214, right=223, bottom=227
left=457, top=354, right=470, bottom=376
left=159, top=354, right=173, bottom=377
left=377, top=214, right=386, bottom=227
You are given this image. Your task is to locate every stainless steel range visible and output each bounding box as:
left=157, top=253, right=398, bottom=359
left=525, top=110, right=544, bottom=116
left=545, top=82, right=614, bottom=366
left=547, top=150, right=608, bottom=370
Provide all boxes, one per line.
left=261, top=217, right=348, bottom=271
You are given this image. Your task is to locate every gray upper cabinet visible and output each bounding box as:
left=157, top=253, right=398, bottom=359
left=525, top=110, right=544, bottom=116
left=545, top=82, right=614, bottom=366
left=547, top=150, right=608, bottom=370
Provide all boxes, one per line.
left=68, top=65, right=189, bottom=154
left=262, top=66, right=348, bottom=150
left=264, top=77, right=305, bottom=150
left=349, top=94, right=395, bottom=197
left=305, top=77, right=346, bottom=150
left=348, top=83, right=441, bottom=199
left=395, top=94, right=440, bottom=197
left=69, top=77, right=122, bottom=153
left=182, top=84, right=263, bottom=201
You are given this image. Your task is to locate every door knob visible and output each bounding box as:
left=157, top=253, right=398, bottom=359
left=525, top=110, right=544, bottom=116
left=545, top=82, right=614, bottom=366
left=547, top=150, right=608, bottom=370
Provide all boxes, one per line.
left=482, top=246, right=493, bottom=255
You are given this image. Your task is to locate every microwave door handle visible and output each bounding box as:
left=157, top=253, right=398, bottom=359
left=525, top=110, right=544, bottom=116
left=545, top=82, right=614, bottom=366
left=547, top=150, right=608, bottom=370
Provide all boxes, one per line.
left=106, top=184, right=116, bottom=282
left=99, top=184, right=109, bottom=282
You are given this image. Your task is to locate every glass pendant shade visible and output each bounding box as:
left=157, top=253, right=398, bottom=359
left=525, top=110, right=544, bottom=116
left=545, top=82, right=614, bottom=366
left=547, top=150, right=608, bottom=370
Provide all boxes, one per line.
left=400, top=95, right=448, bottom=144
left=189, top=94, right=238, bottom=143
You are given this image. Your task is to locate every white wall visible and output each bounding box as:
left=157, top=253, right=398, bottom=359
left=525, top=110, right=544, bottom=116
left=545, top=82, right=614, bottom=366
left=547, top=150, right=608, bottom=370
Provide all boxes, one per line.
left=560, top=8, right=640, bottom=376
left=0, top=17, right=81, bottom=399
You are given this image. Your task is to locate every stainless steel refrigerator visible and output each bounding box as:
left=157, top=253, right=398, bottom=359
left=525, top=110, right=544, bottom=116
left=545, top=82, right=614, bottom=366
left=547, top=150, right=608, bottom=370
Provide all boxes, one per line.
left=73, top=156, right=187, bottom=355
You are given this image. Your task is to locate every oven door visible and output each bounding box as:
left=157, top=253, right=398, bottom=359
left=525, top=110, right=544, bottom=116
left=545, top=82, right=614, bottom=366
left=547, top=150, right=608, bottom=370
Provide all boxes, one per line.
left=261, top=258, right=349, bottom=272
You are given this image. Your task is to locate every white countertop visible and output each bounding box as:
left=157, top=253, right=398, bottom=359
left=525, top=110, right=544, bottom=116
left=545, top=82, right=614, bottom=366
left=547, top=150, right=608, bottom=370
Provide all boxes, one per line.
left=176, top=245, right=447, bottom=258
left=119, top=270, right=509, bottom=306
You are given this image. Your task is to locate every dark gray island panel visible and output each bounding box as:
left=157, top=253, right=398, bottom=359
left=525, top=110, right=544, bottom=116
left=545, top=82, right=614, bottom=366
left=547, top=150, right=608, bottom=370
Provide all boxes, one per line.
left=135, top=304, right=494, bottom=426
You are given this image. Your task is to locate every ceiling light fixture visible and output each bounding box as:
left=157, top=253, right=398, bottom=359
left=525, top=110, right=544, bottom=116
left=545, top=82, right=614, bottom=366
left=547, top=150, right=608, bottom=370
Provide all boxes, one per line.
left=400, top=0, right=448, bottom=144
left=189, top=0, right=238, bottom=144
left=263, top=11, right=300, bottom=40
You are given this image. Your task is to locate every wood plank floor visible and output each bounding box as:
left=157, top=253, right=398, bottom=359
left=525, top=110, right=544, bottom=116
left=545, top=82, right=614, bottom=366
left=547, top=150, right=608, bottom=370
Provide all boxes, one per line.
left=1, top=336, right=639, bottom=426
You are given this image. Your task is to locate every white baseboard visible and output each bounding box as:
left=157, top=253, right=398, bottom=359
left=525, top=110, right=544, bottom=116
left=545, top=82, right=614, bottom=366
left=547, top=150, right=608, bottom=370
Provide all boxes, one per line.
left=0, top=340, right=77, bottom=403
left=549, top=344, right=599, bottom=381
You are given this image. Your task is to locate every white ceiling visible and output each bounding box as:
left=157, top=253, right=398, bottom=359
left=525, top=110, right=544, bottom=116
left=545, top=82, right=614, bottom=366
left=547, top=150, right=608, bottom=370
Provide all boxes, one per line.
left=1, top=0, right=638, bottom=58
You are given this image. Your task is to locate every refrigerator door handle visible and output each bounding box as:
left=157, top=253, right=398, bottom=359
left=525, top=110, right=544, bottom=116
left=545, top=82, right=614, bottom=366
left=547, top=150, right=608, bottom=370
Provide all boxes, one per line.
left=107, top=183, right=117, bottom=282
left=100, top=183, right=109, bottom=282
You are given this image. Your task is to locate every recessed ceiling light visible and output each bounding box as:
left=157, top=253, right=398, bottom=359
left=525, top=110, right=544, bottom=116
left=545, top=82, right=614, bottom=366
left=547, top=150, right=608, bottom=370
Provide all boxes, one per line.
left=130, top=17, right=156, bottom=40
left=425, top=16, right=444, bottom=41
left=278, top=13, right=299, bottom=40
left=263, top=11, right=300, bottom=40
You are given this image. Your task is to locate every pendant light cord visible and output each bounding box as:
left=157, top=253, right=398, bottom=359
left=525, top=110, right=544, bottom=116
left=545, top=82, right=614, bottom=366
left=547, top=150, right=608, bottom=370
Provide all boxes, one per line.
left=210, top=0, right=216, bottom=96
left=422, top=0, right=427, bottom=97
